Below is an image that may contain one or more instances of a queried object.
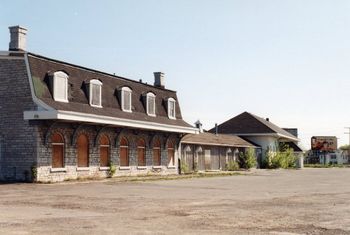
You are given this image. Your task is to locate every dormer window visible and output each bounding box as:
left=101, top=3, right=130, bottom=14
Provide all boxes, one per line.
left=53, top=71, right=68, bottom=103
left=146, top=92, right=156, bottom=116
left=89, top=79, right=102, bottom=108
left=121, top=87, right=132, bottom=112
left=167, top=98, right=176, bottom=119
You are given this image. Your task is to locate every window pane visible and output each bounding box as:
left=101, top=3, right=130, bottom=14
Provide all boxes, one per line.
left=91, top=84, right=101, bottom=106
left=54, top=77, right=67, bottom=101
left=148, top=96, right=155, bottom=115
left=169, top=100, right=175, bottom=118
left=123, top=90, right=131, bottom=111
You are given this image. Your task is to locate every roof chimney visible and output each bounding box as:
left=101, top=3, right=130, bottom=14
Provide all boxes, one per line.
left=9, top=26, right=27, bottom=51
left=153, top=72, right=165, bottom=89
left=266, top=118, right=269, bottom=122
left=215, top=123, right=219, bottom=136
left=195, top=120, right=203, bottom=133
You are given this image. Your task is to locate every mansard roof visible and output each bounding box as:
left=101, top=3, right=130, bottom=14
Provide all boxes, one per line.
left=25, top=53, right=195, bottom=132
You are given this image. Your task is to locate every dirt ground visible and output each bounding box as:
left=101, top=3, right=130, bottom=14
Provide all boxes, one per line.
left=0, top=168, right=350, bottom=235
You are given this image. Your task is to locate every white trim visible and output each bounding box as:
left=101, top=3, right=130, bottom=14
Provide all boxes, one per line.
left=152, top=166, right=162, bottom=169
left=137, top=166, right=147, bottom=170
left=146, top=92, right=156, bottom=117
left=167, top=166, right=176, bottom=169
left=99, top=166, right=110, bottom=171
left=53, top=71, right=69, bottom=103
left=121, top=87, right=132, bottom=112
left=89, top=79, right=102, bottom=108
left=50, top=167, right=67, bottom=172
left=167, top=98, right=176, bottom=120
left=230, top=133, right=299, bottom=142
left=76, top=167, right=90, bottom=171
left=24, top=53, right=54, bottom=111
left=180, top=141, right=257, bottom=148
left=23, top=110, right=198, bottom=134
left=119, top=166, right=131, bottom=170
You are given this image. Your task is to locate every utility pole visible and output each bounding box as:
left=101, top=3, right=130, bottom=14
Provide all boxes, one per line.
left=345, top=127, right=350, bottom=146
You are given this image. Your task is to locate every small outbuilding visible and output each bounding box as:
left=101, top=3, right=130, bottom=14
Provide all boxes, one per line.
left=180, top=132, right=258, bottom=172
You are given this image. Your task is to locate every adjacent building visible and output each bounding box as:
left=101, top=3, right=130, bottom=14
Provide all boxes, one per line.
left=210, top=112, right=302, bottom=166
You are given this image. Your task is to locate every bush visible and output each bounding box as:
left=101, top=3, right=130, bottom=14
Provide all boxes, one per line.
left=226, top=160, right=239, bottom=171
left=31, top=165, right=37, bottom=182
left=239, top=147, right=257, bottom=169
left=264, top=148, right=297, bottom=169
left=108, top=161, right=117, bottom=177
left=180, top=161, right=189, bottom=174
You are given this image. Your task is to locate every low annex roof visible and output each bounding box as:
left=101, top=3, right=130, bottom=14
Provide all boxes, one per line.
left=23, top=52, right=196, bottom=133
left=210, top=112, right=298, bottom=141
left=181, top=132, right=258, bottom=148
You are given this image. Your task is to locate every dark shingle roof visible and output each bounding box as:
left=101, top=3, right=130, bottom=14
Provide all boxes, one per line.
left=181, top=132, right=257, bottom=148
left=210, top=112, right=298, bottom=141
left=27, top=53, right=192, bottom=128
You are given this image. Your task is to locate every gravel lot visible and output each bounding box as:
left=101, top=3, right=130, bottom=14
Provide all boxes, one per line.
left=0, top=168, right=350, bottom=235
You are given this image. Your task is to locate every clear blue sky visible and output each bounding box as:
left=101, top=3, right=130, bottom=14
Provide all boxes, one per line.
left=1, top=0, right=350, bottom=149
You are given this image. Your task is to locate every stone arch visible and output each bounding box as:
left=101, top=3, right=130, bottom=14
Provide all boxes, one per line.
left=71, top=124, right=88, bottom=146
left=45, top=127, right=68, bottom=147
left=94, top=125, right=111, bottom=147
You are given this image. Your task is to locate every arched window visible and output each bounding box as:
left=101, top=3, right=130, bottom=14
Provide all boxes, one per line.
left=77, top=134, right=89, bottom=167
left=137, top=139, right=146, bottom=166
left=146, top=92, right=156, bottom=116
left=120, top=137, right=129, bottom=166
left=89, top=79, right=102, bottom=108
left=100, top=135, right=110, bottom=167
left=52, top=71, right=68, bottom=103
left=167, top=98, right=176, bottom=119
left=121, top=87, right=132, bottom=112
left=153, top=139, right=161, bottom=166
left=52, top=133, right=64, bottom=168
left=167, top=141, right=175, bottom=167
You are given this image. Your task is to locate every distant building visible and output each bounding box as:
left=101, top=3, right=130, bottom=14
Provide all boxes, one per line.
left=209, top=112, right=303, bottom=166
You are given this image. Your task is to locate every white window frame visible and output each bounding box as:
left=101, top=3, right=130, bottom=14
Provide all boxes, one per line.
left=89, top=79, right=103, bottom=108
left=53, top=71, right=68, bottom=103
left=167, top=98, right=176, bottom=120
left=121, top=87, right=132, bottom=113
left=146, top=92, right=156, bottom=117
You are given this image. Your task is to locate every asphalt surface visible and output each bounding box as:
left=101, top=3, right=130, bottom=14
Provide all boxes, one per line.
left=0, top=168, right=350, bottom=234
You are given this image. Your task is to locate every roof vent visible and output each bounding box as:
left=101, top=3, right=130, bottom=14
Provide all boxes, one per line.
left=266, top=118, right=269, bottom=122
left=153, top=72, right=165, bottom=89
left=9, top=25, right=27, bottom=51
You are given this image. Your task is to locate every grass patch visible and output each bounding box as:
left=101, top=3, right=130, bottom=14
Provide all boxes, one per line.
left=304, top=164, right=349, bottom=168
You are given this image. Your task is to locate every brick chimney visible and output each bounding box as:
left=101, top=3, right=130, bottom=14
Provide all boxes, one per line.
left=9, top=26, right=27, bottom=51
left=153, top=72, right=165, bottom=89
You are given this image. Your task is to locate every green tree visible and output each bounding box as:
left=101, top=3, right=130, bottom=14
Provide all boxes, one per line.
left=239, top=147, right=257, bottom=169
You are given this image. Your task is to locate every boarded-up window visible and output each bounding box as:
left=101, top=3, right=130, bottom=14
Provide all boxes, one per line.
left=100, top=135, right=110, bottom=167
left=120, top=137, right=129, bottom=166
left=167, top=141, right=175, bottom=166
left=137, top=139, right=146, bottom=166
left=52, top=133, right=64, bottom=168
left=153, top=139, right=161, bottom=166
left=77, top=134, right=89, bottom=167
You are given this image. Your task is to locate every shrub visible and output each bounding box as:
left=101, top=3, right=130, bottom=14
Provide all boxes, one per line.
left=264, top=148, right=297, bottom=169
left=31, top=165, right=37, bottom=182
left=226, top=160, right=239, bottom=171
left=180, top=161, right=189, bottom=174
left=239, top=147, right=257, bottom=169
left=108, top=161, right=117, bottom=177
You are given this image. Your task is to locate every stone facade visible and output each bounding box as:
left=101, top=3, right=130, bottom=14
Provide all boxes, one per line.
left=36, top=122, right=180, bottom=182
left=0, top=56, right=38, bottom=181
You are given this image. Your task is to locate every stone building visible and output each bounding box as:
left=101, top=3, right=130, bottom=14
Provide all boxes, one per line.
left=0, top=26, right=197, bottom=182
